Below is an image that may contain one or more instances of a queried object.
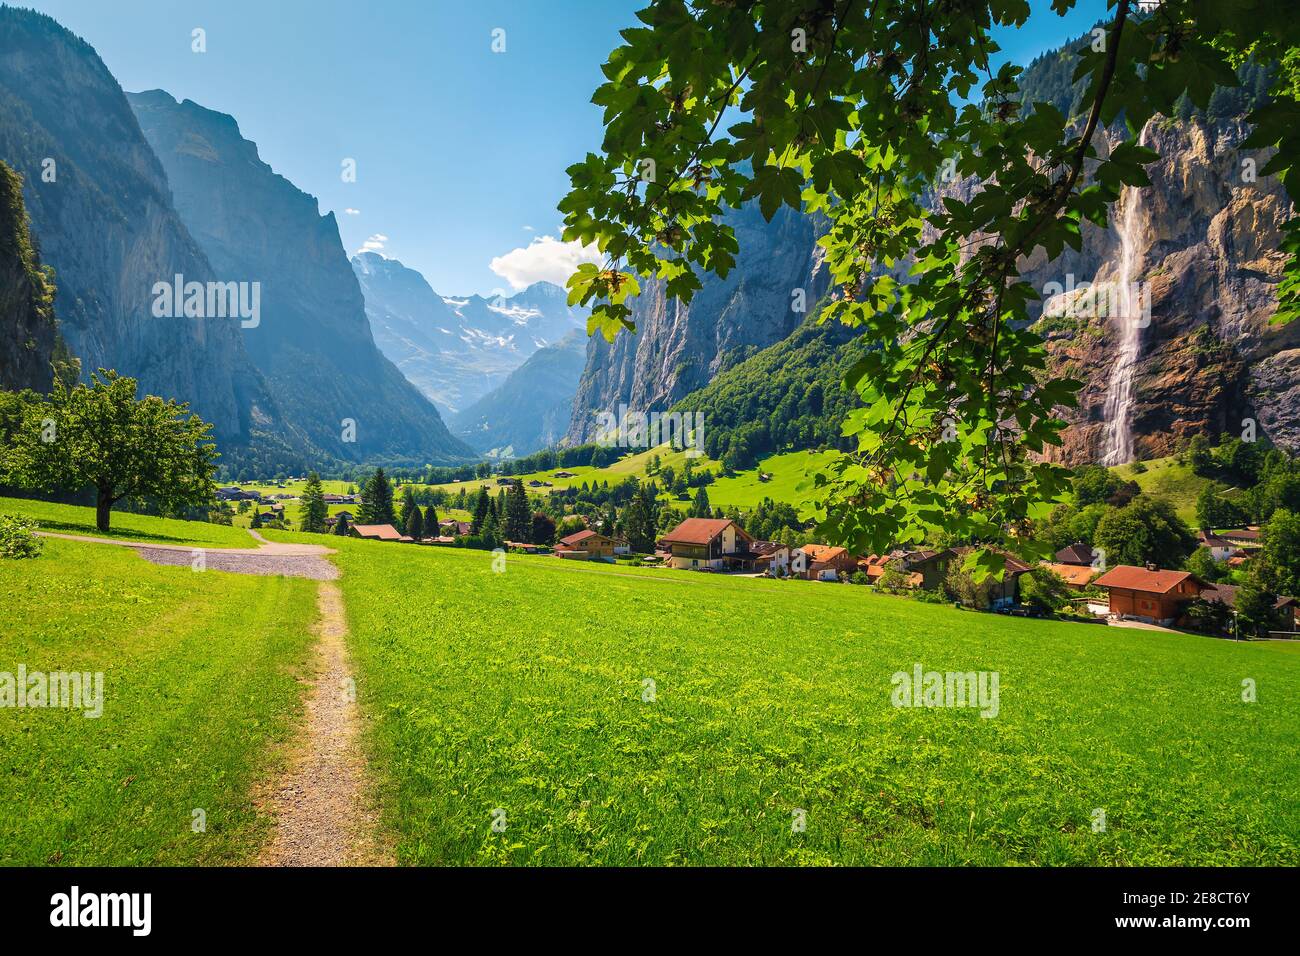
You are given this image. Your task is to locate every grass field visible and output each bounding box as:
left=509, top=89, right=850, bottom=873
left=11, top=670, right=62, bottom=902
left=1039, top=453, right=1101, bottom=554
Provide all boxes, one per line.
left=0, top=536, right=317, bottom=864
left=290, top=532, right=1300, bottom=866
left=0, top=495, right=256, bottom=549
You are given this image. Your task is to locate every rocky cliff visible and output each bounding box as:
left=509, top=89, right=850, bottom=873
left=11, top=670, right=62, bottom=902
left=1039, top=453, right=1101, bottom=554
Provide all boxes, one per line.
left=0, top=8, right=279, bottom=446
left=128, top=90, right=473, bottom=465
left=564, top=201, right=830, bottom=444
left=0, top=159, right=61, bottom=391
left=1030, top=118, right=1297, bottom=463
left=564, top=117, right=1297, bottom=465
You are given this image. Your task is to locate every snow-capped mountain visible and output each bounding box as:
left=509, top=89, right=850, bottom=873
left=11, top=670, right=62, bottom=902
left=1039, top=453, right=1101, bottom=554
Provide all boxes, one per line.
left=351, top=252, right=588, bottom=413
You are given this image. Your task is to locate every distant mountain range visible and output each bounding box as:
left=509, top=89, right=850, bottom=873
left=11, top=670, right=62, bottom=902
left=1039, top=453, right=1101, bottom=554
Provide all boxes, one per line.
left=351, top=252, right=588, bottom=415
left=446, top=331, right=587, bottom=457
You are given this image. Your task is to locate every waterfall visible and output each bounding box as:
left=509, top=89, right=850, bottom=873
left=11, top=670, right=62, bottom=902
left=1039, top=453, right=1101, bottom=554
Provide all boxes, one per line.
left=1100, top=126, right=1150, bottom=467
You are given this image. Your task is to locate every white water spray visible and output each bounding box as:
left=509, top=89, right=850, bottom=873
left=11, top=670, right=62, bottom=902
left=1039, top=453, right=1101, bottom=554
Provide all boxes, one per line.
left=1100, top=126, right=1151, bottom=467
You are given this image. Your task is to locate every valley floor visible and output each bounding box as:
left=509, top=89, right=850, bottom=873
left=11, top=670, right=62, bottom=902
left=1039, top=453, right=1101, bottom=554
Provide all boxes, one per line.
left=2, top=498, right=1297, bottom=866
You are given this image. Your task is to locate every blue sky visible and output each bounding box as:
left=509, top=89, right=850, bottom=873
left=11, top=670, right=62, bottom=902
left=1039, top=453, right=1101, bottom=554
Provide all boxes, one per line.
left=21, top=0, right=1110, bottom=296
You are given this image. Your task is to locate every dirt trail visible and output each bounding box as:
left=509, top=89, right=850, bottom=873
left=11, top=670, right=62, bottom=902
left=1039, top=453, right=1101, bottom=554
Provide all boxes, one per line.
left=256, top=581, right=391, bottom=866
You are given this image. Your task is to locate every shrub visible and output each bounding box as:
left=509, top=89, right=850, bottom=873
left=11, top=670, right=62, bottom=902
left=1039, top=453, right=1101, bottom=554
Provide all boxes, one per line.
left=0, top=513, right=42, bottom=559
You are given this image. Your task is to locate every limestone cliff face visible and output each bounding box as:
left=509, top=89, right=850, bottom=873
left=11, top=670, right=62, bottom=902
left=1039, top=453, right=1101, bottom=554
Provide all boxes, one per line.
left=564, top=201, right=830, bottom=444
left=0, top=8, right=277, bottom=442
left=565, top=113, right=1298, bottom=462
left=1032, top=119, right=1297, bottom=463
left=128, top=90, right=474, bottom=465
left=0, top=160, right=60, bottom=391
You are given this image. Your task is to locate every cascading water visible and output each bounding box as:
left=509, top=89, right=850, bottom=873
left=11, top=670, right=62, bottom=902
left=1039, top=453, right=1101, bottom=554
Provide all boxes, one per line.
left=1100, top=126, right=1150, bottom=467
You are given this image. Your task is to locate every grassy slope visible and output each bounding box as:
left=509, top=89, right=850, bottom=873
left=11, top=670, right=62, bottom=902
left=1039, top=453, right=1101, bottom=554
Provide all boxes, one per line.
left=0, top=537, right=317, bottom=864
left=1110, top=455, right=1207, bottom=526
left=299, top=533, right=1299, bottom=866
left=0, top=495, right=255, bottom=548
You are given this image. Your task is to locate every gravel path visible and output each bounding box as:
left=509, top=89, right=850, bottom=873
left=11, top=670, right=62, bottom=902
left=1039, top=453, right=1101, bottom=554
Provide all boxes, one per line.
left=133, top=546, right=339, bottom=580
left=37, top=529, right=339, bottom=580
left=256, top=581, right=391, bottom=866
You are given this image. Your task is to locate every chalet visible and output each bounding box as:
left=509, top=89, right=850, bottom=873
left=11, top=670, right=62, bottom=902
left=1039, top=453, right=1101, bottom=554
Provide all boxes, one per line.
left=1198, top=530, right=1237, bottom=562
left=505, top=541, right=546, bottom=554
left=1039, top=562, right=1098, bottom=590
left=496, top=477, right=520, bottom=486
left=527, top=480, right=553, bottom=488
left=1218, top=527, right=1262, bottom=548
left=1225, top=552, right=1252, bottom=569
left=1055, top=542, right=1097, bottom=567
left=905, top=548, right=1032, bottom=606
left=1199, top=583, right=1299, bottom=630
left=800, top=544, right=858, bottom=581
left=1093, top=565, right=1207, bottom=625
left=553, top=471, right=578, bottom=479
left=216, top=487, right=261, bottom=502
left=555, top=529, right=616, bottom=560
left=660, top=517, right=754, bottom=571
left=439, top=520, right=472, bottom=537
left=750, top=540, right=792, bottom=576
left=611, top=536, right=631, bottom=555
left=350, top=523, right=411, bottom=543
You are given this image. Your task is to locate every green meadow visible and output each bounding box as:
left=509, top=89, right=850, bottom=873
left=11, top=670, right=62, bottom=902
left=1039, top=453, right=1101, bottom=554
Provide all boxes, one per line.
left=0, top=495, right=255, bottom=549
left=0, top=536, right=317, bottom=864
left=298, top=532, right=1299, bottom=866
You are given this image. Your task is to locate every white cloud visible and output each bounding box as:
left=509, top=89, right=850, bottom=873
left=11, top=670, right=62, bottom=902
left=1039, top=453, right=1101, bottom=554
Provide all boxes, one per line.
left=344, top=208, right=360, bottom=216
left=356, top=233, right=388, bottom=255
left=522, top=224, right=535, bottom=231
left=489, top=235, right=601, bottom=290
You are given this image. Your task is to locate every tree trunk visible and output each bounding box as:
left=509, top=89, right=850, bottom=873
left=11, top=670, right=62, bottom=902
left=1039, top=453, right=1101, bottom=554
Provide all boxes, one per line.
left=96, top=488, right=112, bottom=533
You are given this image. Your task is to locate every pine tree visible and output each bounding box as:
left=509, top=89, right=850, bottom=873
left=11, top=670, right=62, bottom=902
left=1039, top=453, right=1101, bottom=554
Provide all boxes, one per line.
left=404, top=503, right=424, bottom=540
left=471, top=486, right=491, bottom=534
left=625, top=484, right=659, bottom=553
left=250, top=509, right=263, bottom=529
left=299, top=472, right=328, bottom=533
left=358, top=468, right=396, bottom=525
left=397, top=485, right=418, bottom=532
left=333, top=513, right=349, bottom=536
left=692, top=485, right=711, bottom=518
left=424, top=504, right=440, bottom=536
left=505, top=481, right=531, bottom=543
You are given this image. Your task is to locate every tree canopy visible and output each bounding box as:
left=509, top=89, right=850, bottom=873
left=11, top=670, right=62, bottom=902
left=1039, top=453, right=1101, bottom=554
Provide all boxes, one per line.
left=561, top=0, right=1300, bottom=566
left=3, top=369, right=216, bottom=531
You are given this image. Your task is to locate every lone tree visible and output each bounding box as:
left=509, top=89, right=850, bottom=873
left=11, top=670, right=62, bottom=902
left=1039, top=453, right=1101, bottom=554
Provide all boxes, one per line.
left=561, top=0, right=1300, bottom=560
left=299, top=472, right=328, bottom=533
left=423, top=503, right=440, bottom=535
left=333, top=512, right=350, bottom=536
left=7, top=369, right=216, bottom=532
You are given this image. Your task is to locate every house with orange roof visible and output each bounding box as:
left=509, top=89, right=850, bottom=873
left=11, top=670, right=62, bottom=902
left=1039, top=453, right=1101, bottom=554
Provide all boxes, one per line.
left=799, top=543, right=859, bottom=581
left=1039, top=562, right=1098, bottom=589
left=1093, top=565, right=1208, bottom=625
left=349, top=523, right=411, bottom=543
left=554, top=529, right=616, bottom=560
left=660, top=517, right=754, bottom=570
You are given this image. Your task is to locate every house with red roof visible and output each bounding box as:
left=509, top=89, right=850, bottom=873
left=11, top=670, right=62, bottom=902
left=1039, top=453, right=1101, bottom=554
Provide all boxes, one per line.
left=1093, top=565, right=1208, bottom=625
left=660, top=517, right=754, bottom=570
